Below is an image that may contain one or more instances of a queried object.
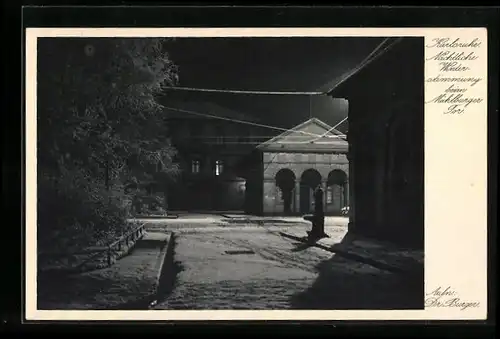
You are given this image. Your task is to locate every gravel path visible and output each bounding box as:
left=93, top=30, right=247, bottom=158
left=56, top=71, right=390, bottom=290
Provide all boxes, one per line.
left=154, top=224, right=423, bottom=310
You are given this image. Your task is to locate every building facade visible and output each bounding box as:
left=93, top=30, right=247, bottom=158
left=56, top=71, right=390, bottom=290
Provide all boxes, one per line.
left=161, top=101, right=350, bottom=216
left=240, top=118, right=349, bottom=216
left=164, top=101, right=268, bottom=211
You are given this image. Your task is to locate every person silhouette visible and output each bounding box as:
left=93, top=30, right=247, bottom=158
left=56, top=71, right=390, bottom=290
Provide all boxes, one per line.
left=314, top=184, right=324, bottom=216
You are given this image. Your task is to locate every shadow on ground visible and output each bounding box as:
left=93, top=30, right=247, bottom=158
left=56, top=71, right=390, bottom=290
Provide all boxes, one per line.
left=155, top=235, right=184, bottom=305
left=114, top=259, right=184, bottom=310
left=117, top=234, right=184, bottom=310
left=37, top=267, right=156, bottom=310
left=289, top=249, right=424, bottom=309
left=290, top=241, right=316, bottom=252
left=37, top=237, right=169, bottom=310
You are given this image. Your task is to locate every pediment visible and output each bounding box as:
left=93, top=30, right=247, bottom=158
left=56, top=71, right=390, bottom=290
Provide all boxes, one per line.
left=257, top=118, right=348, bottom=152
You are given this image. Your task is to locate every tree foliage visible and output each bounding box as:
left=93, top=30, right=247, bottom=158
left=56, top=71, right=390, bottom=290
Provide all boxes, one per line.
left=37, top=38, right=180, bottom=254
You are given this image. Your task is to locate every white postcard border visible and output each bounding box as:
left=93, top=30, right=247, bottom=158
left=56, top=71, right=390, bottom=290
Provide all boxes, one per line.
left=25, top=27, right=488, bottom=321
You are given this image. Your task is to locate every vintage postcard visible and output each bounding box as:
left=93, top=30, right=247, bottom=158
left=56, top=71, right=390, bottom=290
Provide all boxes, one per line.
left=25, top=27, right=488, bottom=321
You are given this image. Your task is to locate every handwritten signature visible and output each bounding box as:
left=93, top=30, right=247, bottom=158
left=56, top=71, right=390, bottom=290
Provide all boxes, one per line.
left=425, top=286, right=481, bottom=311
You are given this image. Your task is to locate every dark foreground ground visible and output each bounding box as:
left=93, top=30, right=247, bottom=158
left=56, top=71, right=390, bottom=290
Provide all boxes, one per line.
left=36, top=215, right=424, bottom=310
left=151, top=218, right=423, bottom=310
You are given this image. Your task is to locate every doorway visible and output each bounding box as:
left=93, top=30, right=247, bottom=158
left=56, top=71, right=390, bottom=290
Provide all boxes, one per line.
left=275, top=168, right=296, bottom=215
left=299, top=169, right=322, bottom=213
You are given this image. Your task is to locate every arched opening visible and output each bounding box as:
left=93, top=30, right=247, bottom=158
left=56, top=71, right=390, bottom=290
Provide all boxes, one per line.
left=326, top=169, right=348, bottom=215
left=275, top=168, right=296, bottom=215
left=300, top=169, right=322, bottom=213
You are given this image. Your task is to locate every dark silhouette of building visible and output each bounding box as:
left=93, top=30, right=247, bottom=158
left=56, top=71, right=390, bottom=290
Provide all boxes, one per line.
left=163, top=101, right=268, bottom=211
left=328, top=37, right=424, bottom=249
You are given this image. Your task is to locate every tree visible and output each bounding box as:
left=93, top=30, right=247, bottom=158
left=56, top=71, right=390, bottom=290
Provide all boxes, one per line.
left=37, top=38, right=180, bottom=253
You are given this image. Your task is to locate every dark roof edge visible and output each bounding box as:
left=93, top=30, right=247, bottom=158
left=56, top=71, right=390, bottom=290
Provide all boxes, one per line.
left=326, top=37, right=404, bottom=97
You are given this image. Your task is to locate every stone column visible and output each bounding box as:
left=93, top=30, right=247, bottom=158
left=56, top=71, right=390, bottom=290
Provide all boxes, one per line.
left=321, top=179, right=328, bottom=211
left=262, top=178, right=276, bottom=215
left=345, top=180, right=349, bottom=207
left=294, top=179, right=300, bottom=214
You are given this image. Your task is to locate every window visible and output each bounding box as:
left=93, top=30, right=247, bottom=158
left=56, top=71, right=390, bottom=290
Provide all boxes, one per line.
left=215, top=160, right=224, bottom=176
left=191, top=160, right=201, bottom=174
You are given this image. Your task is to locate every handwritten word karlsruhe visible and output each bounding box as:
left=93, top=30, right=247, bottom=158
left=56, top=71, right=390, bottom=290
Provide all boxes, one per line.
left=425, top=37, right=483, bottom=115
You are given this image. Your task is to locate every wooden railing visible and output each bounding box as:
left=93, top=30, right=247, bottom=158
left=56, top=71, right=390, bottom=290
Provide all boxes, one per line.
left=106, top=223, right=146, bottom=265
left=38, top=223, right=147, bottom=272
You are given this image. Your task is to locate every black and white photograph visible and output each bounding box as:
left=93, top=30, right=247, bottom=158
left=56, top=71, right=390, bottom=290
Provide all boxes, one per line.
left=35, top=34, right=426, bottom=311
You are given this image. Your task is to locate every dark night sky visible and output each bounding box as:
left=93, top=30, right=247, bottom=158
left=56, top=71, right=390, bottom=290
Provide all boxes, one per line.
left=162, top=37, right=386, bottom=133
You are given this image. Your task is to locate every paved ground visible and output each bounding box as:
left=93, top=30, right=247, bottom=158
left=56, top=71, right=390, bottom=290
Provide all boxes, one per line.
left=280, top=227, right=425, bottom=274
left=136, top=214, right=348, bottom=230
left=152, top=216, right=423, bottom=310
